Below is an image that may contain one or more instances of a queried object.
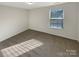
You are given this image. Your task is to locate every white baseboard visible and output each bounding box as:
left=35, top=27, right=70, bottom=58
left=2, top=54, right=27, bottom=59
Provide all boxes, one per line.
left=0, top=29, right=29, bottom=42
left=29, top=28, right=76, bottom=41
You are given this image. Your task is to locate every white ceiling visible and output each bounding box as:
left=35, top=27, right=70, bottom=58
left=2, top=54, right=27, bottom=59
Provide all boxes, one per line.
left=0, top=2, right=64, bottom=9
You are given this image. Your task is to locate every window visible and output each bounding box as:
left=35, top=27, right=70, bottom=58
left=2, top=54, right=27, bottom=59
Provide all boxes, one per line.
left=49, top=8, right=64, bottom=29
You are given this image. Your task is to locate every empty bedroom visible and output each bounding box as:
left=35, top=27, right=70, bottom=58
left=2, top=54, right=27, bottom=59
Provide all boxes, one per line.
left=0, top=2, right=79, bottom=57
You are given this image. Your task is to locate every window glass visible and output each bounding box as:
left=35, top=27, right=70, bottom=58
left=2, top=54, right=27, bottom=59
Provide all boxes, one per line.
left=50, top=8, right=64, bottom=29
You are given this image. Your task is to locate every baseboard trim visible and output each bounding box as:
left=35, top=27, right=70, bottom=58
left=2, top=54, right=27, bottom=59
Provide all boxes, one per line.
left=0, top=29, right=29, bottom=43
left=29, top=29, right=76, bottom=42
left=77, top=40, right=79, bottom=42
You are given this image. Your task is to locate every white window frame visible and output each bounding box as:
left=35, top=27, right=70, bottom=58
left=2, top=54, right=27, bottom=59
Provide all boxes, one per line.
left=49, top=8, right=64, bottom=29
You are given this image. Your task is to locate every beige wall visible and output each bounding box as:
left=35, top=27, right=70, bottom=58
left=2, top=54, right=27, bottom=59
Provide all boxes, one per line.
left=29, top=3, right=77, bottom=40
left=0, top=5, right=29, bottom=42
left=0, top=2, right=78, bottom=42
left=78, top=6, right=79, bottom=41
left=77, top=3, right=79, bottom=41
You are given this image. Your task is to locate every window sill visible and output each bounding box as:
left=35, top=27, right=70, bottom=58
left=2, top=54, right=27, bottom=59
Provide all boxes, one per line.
left=49, top=26, right=63, bottom=30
